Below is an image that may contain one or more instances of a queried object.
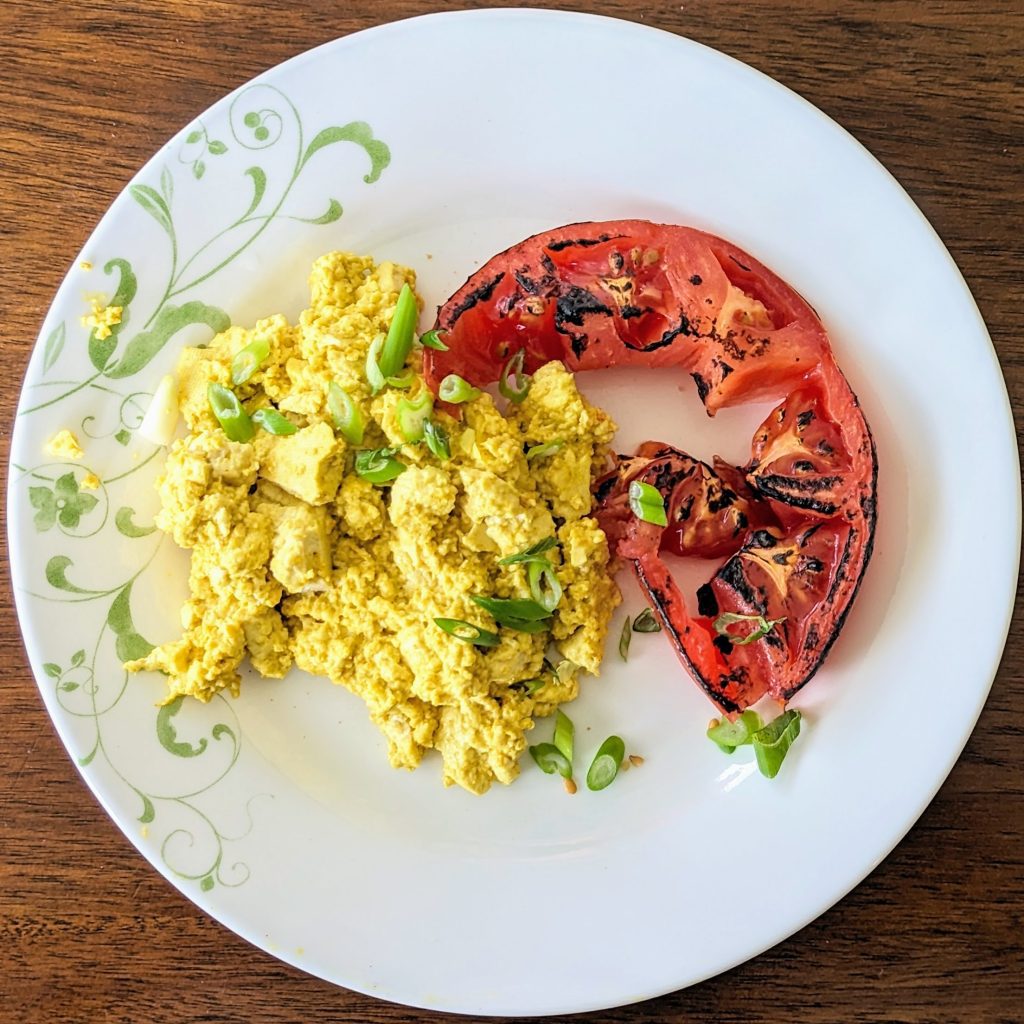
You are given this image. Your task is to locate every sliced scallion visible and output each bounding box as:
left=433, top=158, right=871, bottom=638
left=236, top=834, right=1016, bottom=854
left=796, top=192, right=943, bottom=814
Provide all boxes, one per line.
left=707, top=709, right=764, bottom=754
left=396, top=392, right=434, bottom=442
left=619, top=615, right=632, bottom=660
left=470, top=595, right=551, bottom=624
left=498, top=537, right=557, bottom=566
left=328, top=382, right=364, bottom=444
left=365, top=334, right=386, bottom=394
left=587, top=735, right=626, bottom=791
left=528, top=559, right=562, bottom=612
left=752, top=709, right=802, bottom=778
left=355, top=446, right=406, bottom=485
left=438, top=373, right=481, bottom=404
left=423, top=419, right=451, bottom=461
left=498, top=349, right=530, bottom=403
left=252, top=407, right=297, bottom=436
left=433, top=617, right=500, bottom=647
left=207, top=383, right=254, bottom=442
left=632, top=607, right=662, bottom=633
left=525, top=439, right=563, bottom=461
left=713, top=612, right=786, bottom=646
left=419, top=328, right=449, bottom=351
left=230, top=334, right=270, bottom=386
left=377, top=283, right=418, bottom=379
left=386, top=369, right=415, bottom=390
left=628, top=480, right=668, bottom=526
left=530, top=742, right=572, bottom=779
left=553, top=710, right=574, bottom=764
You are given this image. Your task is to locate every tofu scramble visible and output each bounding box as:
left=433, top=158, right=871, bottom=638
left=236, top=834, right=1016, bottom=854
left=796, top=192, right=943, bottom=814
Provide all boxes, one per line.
left=128, top=252, right=622, bottom=794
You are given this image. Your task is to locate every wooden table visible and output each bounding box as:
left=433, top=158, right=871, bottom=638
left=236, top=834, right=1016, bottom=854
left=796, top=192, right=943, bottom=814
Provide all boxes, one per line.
left=2, top=2, right=1021, bottom=1021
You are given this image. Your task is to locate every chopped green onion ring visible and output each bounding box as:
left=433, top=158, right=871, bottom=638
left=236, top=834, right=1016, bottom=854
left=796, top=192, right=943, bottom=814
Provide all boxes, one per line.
left=419, top=328, right=449, bottom=351
left=628, top=480, right=668, bottom=526
left=365, top=334, right=386, bottom=394
left=525, top=439, right=563, bottom=461
left=423, top=419, right=451, bottom=461
left=587, top=735, right=626, bottom=791
left=713, top=612, right=786, bottom=646
left=386, top=370, right=415, bottom=390
left=252, top=407, right=297, bottom=436
left=328, top=382, right=364, bottom=444
left=498, top=349, right=530, bottom=403
left=355, top=446, right=406, bottom=485
left=619, top=615, right=632, bottom=660
left=752, top=709, right=802, bottom=779
left=378, top=283, right=418, bottom=379
left=438, top=373, right=481, bottom=404
left=632, top=607, right=662, bottom=633
left=433, top=617, right=500, bottom=647
left=553, top=710, right=574, bottom=764
left=230, top=334, right=271, bottom=386
left=470, top=595, right=551, bottom=624
left=396, top=392, right=434, bottom=442
left=499, top=537, right=558, bottom=566
left=707, top=710, right=764, bottom=754
left=527, top=559, right=562, bottom=612
left=529, top=742, right=572, bottom=779
left=207, top=383, right=254, bottom=442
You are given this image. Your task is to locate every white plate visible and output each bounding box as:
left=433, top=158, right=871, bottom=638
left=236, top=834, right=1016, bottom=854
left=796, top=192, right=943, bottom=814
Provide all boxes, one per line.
left=8, top=9, right=1019, bottom=1016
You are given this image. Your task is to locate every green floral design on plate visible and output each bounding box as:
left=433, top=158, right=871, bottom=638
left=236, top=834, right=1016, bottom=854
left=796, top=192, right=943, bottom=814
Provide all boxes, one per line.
left=16, top=83, right=392, bottom=889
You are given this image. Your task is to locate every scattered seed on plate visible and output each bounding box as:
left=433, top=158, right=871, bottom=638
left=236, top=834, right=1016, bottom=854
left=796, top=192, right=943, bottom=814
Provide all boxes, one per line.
left=563, top=777, right=578, bottom=795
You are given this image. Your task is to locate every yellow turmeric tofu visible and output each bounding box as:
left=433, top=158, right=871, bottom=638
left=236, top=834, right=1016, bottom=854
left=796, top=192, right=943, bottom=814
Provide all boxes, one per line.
left=128, top=251, right=622, bottom=794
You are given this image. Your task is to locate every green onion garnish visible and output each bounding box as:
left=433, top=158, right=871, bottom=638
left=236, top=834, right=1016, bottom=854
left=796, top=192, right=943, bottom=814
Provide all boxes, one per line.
left=619, top=615, right=632, bottom=660
left=528, top=559, right=562, bottom=612
left=498, top=349, right=530, bottom=403
left=230, top=335, right=271, bottom=386
left=632, top=608, right=662, bottom=633
left=553, top=709, right=574, bottom=764
left=355, top=446, right=406, bottom=484
left=707, top=709, right=764, bottom=754
left=423, top=419, right=451, bottom=461
left=365, top=334, right=386, bottom=394
left=752, top=709, right=802, bottom=778
left=628, top=480, right=668, bottom=526
left=252, top=408, right=297, bottom=435
left=499, top=537, right=558, bottom=566
left=438, top=373, right=481, bottom=404
left=433, top=617, right=500, bottom=647
left=529, top=742, right=572, bottom=778
left=207, top=383, right=254, bottom=442
left=377, top=283, right=418, bottom=379
left=328, top=382, right=364, bottom=444
left=386, top=369, right=415, bottom=390
left=587, top=735, right=626, bottom=791
left=518, top=677, right=546, bottom=694
left=713, top=612, right=786, bottom=646
left=525, top=439, right=563, bottom=461
left=396, top=392, right=434, bottom=442
left=470, top=595, right=551, bottom=624
left=419, top=328, right=449, bottom=351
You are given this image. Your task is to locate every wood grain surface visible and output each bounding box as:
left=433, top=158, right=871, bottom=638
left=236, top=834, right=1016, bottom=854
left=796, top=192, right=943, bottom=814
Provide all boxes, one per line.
left=2, top=2, right=1021, bottom=1022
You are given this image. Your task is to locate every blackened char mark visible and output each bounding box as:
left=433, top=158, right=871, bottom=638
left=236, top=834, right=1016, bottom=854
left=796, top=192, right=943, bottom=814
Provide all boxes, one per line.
left=690, top=274, right=703, bottom=285
left=545, top=233, right=617, bottom=252
left=514, top=269, right=539, bottom=294
left=797, top=409, right=815, bottom=428
left=707, top=488, right=737, bottom=513
left=676, top=494, right=695, bottom=522
left=748, top=529, right=778, bottom=549
left=826, top=526, right=857, bottom=605
left=554, top=287, right=613, bottom=358
left=691, top=372, right=710, bottom=403
left=632, top=314, right=692, bottom=353
left=621, top=305, right=644, bottom=319
left=651, top=459, right=693, bottom=496
left=729, top=254, right=752, bottom=273
left=717, top=555, right=761, bottom=610
left=696, top=583, right=718, bottom=617
left=754, top=474, right=839, bottom=516
left=593, top=474, right=619, bottom=504
left=448, top=272, right=505, bottom=325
